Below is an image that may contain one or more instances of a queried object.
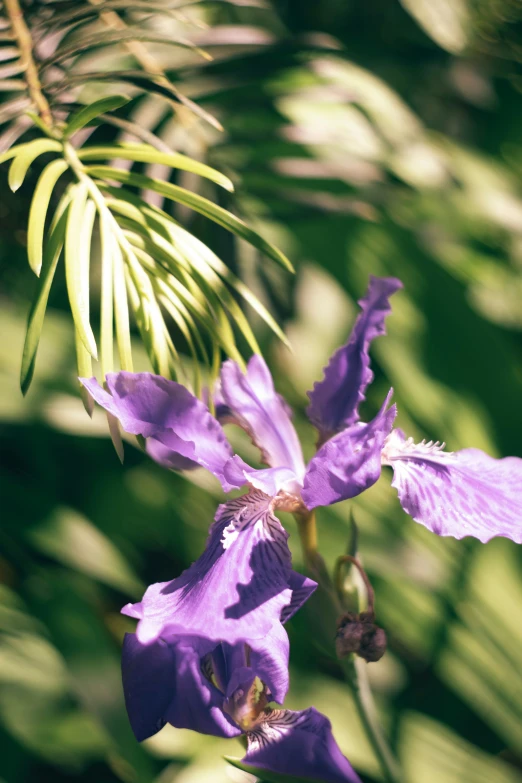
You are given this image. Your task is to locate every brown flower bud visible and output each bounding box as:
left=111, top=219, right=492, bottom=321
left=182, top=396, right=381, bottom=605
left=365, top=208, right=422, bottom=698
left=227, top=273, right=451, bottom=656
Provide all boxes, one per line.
left=336, top=611, right=387, bottom=663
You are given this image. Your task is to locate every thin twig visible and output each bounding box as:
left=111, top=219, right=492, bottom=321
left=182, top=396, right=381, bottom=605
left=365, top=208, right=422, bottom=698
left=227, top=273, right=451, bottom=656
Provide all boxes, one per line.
left=4, top=0, right=53, bottom=127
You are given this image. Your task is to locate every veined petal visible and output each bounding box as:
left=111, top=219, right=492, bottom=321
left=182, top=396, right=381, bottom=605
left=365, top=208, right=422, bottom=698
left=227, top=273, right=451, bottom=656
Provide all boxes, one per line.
left=243, top=707, right=362, bottom=783
left=384, top=429, right=522, bottom=543
left=121, top=633, right=241, bottom=741
left=122, top=490, right=316, bottom=691
left=302, top=391, right=396, bottom=509
left=220, top=356, right=306, bottom=480
left=307, top=276, right=402, bottom=439
left=80, top=373, right=235, bottom=490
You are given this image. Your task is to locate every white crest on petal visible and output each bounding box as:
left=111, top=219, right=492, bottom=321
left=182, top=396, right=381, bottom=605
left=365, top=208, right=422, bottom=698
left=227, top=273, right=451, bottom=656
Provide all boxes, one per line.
left=218, top=489, right=289, bottom=554
left=381, top=429, right=453, bottom=466
left=246, top=708, right=321, bottom=752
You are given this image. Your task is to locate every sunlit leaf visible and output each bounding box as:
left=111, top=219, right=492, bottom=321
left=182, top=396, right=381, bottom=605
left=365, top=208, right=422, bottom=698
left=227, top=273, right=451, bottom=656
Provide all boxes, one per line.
left=112, top=239, right=133, bottom=371
left=20, top=203, right=69, bottom=395
left=64, top=95, right=130, bottom=138
left=27, top=158, right=69, bottom=276
left=7, top=138, right=62, bottom=192
left=75, top=329, right=94, bottom=417
left=86, top=166, right=294, bottom=271
left=65, top=187, right=98, bottom=358
left=78, top=142, right=234, bottom=191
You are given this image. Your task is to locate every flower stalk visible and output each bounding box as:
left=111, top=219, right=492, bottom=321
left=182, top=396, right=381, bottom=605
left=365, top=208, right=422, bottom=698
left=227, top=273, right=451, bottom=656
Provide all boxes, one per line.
left=341, top=655, right=402, bottom=783
left=4, top=0, right=53, bottom=127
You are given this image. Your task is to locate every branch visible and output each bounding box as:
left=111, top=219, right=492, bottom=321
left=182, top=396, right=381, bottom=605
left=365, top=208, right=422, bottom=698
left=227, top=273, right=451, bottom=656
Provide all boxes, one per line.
left=4, top=0, right=53, bottom=127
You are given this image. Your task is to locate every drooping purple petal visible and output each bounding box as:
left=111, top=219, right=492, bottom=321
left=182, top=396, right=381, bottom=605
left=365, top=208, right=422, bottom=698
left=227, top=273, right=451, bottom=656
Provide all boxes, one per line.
left=383, top=429, right=522, bottom=543
left=121, top=633, right=242, bottom=741
left=220, top=356, right=306, bottom=480
left=80, top=373, right=236, bottom=490
left=121, top=490, right=317, bottom=699
left=302, top=391, right=396, bottom=509
left=307, top=276, right=402, bottom=439
left=243, top=707, right=362, bottom=783
left=121, top=633, right=176, bottom=741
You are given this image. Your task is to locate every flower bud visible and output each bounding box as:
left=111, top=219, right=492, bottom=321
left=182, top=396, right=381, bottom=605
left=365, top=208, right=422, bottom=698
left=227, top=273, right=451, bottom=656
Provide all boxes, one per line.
left=336, top=611, right=387, bottom=663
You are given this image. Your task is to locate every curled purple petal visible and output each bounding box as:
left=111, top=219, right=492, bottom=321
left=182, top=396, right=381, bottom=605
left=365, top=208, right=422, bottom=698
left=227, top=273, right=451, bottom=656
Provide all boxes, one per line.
left=122, top=633, right=241, bottom=740
left=307, top=276, right=402, bottom=439
left=122, top=490, right=316, bottom=699
left=220, top=356, right=306, bottom=479
left=302, top=391, right=396, bottom=509
left=163, top=637, right=241, bottom=737
left=210, top=624, right=289, bottom=707
left=384, top=430, right=522, bottom=543
left=243, top=707, right=362, bottom=783
left=80, top=373, right=235, bottom=490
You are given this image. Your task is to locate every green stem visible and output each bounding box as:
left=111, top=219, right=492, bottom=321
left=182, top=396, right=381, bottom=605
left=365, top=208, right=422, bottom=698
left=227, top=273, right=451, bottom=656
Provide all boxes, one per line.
left=295, top=510, right=402, bottom=781
left=295, top=509, right=332, bottom=587
left=342, top=656, right=402, bottom=783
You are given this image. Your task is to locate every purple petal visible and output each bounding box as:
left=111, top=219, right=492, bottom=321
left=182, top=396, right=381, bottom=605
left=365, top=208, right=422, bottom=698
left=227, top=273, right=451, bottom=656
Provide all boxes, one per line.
left=220, top=356, right=306, bottom=480
left=248, top=621, right=289, bottom=704
left=122, top=490, right=316, bottom=701
left=164, top=637, right=241, bottom=738
left=211, top=625, right=289, bottom=706
left=121, top=633, right=176, bottom=741
left=243, top=707, right=362, bottom=783
left=80, top=373, right=236, bottom=490
left=302, top=391, right=396, bottom=509
left=307, top=276, right=402, bottom=439
left=223, top=455, right=300, bottom=496
left=384, top=430, right=522, bottom=543
left=121, top=633, right=240, bottom=740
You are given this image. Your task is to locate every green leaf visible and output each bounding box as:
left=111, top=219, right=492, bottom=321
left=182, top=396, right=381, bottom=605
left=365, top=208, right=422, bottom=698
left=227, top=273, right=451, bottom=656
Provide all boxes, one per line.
left=0, top=143, right=24, bottom=165
left=25, top=111, right=59, bottom=139
left=78, top=143, right=234, bottom=191
left=126, top=272, right=174, bottom=379
left=99, top=211, right=114, bottom=377
left=28, top=507, right=143, bottom=597
left=64, top=96, right=130, bottom=138
left=172, top=225, right=290, bottom=347
left=86, top=166, right=294, bottom=271
left=112, top=240, right=133, bottom=371
left=98, top=212, right=124, bottom=462
left=156, top=287, right=204, bottom=396
left=225, top=757, right=317, bottom=783
left=75, top=330, right=94, bottom=416
left=8, top=138, right=62, bottom=192
left=20, top=204, right=69, bottom=394
left=65, top=188, right=98, bottom=358
left=27, top=159, right=69, bottom=276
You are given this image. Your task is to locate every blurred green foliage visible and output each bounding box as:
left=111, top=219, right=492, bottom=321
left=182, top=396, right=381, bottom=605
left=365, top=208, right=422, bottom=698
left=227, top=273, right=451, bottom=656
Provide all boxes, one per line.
left=2, top=1, right=522, bottom=782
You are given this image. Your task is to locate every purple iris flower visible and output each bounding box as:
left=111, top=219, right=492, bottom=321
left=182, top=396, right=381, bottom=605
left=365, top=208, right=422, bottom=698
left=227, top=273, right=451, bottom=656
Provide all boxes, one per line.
left=118, top=488, right=316, bottom=739
left=122, top=629, right=361, bottom=782
left=82, top=274, right=522, bottom=546
left=242, top=707, right=362, bottom=783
